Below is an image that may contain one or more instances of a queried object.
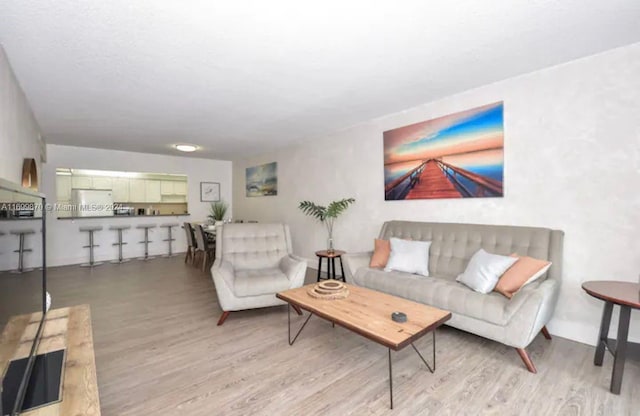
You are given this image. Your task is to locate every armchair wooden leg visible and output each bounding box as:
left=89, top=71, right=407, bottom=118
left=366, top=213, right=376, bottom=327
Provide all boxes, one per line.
left=291, top=304, right=303, bottom=316
left=515, top=348, right=537, bottom=373
left=217, top=311, right=230, bottom=326
left=541, top=326, right=552, bottom=340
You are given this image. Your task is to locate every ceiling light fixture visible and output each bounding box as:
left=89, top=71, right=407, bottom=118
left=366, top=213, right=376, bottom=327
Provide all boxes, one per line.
left=174, top=144, right=198, bottom=152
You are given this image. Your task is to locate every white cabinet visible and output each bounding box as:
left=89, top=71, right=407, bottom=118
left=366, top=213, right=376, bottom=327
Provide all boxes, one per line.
left=129, top=179, right=146, bottom=202
left=160, top=180, right=187, bottom=196
left=144, top=180, right=161, bottom=203
left=160, top=180, right=174, bottom=195
left=91, top=176, right=113, bottom=190
left=71, top=176, right=92, bottom=189
left=160, top=180, right=187, bottom=195
left=70, top=175, right=112, bottom=190
left=112, top=178, right=130, bottom=202
left=56, top=176, right=72, bottom=201
left=173, top=181, right=187, bottom=195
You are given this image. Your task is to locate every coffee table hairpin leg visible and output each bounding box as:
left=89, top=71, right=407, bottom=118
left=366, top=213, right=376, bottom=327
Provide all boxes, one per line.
left=388, top=331, right=436, bottom=409
left=288, top=304, right=314, bottom=346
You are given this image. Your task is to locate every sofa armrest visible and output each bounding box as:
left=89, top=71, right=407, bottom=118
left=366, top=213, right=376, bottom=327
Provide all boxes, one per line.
left=210, top=259, right=237, bottom=311
left=342, top=251, right=373, bottom=285
left=211, top=259, right=235, bottom=290
left=504, top=278, right=560, bottom=348
left=279, top=255, right=307, bottom=288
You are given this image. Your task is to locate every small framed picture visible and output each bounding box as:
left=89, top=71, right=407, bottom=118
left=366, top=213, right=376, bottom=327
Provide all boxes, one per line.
left=200, top=182, right=220, bottom=202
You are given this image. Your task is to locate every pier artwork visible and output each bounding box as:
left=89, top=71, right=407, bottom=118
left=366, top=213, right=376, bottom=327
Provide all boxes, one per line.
left=383, top=102, right=504, bottom=201
left=384, top=158, right=503, bottom=200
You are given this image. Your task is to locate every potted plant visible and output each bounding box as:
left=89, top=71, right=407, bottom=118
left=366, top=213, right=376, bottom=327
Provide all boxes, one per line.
left=298, top=198, right=355, bottom=253
left=208, top=200, right=228, bottom=225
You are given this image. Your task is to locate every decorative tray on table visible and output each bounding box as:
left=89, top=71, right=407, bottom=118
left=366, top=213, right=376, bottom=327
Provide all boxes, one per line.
left=307, top=280, right=349, bottom=300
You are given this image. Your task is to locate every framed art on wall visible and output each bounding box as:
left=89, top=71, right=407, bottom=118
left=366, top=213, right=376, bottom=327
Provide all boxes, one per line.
left=245, top=162, right=278, bottom=197
left=200, top=182, right=220, bottom=202
left=384, top=101, right=504, bottom=200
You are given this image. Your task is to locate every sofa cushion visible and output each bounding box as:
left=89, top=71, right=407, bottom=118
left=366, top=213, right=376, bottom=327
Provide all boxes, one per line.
left=370, top=239, right=391, bottom=268
left=353, top=267, right=512, bottom=326
left=384, top=238, right=431, bottom=276
left=233, top=268, right=291, bottom=297
left=456, top=249, right=518, bottom=294
left=494, top=254, right=552, bottom=298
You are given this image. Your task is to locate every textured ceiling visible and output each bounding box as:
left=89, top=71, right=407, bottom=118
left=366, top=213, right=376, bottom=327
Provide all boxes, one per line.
left=1, top=1, right=639, bottom=160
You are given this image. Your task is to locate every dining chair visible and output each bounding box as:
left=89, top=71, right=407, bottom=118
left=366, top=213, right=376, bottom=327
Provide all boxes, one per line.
left=194, top=224, right=215, bottom=272
left=183, top=222, right=196, bottom=265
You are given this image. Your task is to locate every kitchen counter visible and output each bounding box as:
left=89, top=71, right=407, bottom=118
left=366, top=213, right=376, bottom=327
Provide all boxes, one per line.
left=57, top=213, right=191, bottom=220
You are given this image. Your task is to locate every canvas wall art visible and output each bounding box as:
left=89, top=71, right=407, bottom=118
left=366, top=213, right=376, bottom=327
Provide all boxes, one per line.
left=384, top=102, right=504, bottom=200
left=246, top=162, right=278, bottom=197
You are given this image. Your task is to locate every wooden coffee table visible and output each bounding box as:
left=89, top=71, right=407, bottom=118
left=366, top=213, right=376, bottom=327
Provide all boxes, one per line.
left=276, top=283, right=451, bottom=409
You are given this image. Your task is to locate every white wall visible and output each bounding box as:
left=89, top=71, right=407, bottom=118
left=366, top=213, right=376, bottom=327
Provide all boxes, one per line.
left=232, top=43, right=640, bottom=346
left=0, top=46, right=43, bottom=184
left=42, top=145, right=232, bottom=266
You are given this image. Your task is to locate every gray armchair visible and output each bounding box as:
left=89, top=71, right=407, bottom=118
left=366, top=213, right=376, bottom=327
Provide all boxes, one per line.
left=211, top=223, right=307, bottom=325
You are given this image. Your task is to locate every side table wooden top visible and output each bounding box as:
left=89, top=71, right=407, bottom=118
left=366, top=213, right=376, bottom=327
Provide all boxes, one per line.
left=582, top=281, right=640, bottom=309
left=315, top=250, right=346, bottom=258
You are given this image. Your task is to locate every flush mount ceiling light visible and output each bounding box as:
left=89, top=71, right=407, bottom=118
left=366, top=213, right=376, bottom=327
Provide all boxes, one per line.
left=174, top=144, right=198, bottom=152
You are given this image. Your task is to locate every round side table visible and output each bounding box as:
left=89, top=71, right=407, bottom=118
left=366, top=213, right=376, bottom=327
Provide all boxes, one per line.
left=582, top=280, right=640, bottom=394
left=315, top=250, right=346, bottom=282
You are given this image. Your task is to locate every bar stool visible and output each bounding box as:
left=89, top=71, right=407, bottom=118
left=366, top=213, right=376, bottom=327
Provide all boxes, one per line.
left=137, top=224, right=156, bottom=261
left=160, top=223, right=179, bottom=257
left=110, top=225, right=131, bottom=264
left=10, top=229, right=35, bottom=273
left=79, top=226, right=103, bottom=267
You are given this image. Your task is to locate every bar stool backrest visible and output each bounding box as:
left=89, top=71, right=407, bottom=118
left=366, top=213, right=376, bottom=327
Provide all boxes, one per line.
left=183, top=222, right=196, bottom=248
left=194, top=224, right=207, bottom=251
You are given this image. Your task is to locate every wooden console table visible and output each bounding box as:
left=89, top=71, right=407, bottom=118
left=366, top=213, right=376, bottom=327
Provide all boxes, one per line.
left=0, top=305, right=101, bottom=415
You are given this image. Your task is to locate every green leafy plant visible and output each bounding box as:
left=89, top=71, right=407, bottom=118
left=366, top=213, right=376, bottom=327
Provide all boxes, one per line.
left=298, top=198, right=355, bottom=250
left=208, top=200, right=228, bottom=222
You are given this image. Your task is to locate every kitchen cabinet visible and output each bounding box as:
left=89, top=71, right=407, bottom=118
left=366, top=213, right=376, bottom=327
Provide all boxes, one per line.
left=173, top=181, right=187, bottom=195
left=71, top=176, right=92, bottom=189
left=112, top=178, right=130, bottom=202
left=129, top=179, right=146, bottom=202
left=161, top=180, right=188, bottom=196
left=91, top=176, right=113, bottom=190
left=56, top=176, right=72, bottom=201
left=145, top=180, right=162, bottom=203
left=160, top=180, right=174, bottom=195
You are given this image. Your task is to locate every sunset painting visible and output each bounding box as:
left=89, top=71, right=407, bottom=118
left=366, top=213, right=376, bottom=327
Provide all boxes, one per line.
left=384, top=102, right=504, bottom=200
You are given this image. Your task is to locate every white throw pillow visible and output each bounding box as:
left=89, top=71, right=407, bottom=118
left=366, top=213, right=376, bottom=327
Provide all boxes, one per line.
left=384, top=238, right=431, bottom=277
left=456, top=249, right=519, bottom=294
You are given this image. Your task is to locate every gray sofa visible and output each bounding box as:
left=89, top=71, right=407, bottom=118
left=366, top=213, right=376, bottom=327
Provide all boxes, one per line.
left=343, top=220, right=563, bottom=373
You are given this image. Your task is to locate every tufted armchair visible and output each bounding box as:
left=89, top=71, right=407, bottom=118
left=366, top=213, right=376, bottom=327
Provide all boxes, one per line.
left=211, top=223, right=307, bottom=325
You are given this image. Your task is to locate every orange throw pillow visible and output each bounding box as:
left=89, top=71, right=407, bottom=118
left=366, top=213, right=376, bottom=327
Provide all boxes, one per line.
left=369, top=239, right=391, bottom=268
left=494, top=254, right=552, bottom=299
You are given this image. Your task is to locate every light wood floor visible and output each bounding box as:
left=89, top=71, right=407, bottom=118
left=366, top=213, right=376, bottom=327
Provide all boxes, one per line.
left=2, top=258, right=639, bottom=415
